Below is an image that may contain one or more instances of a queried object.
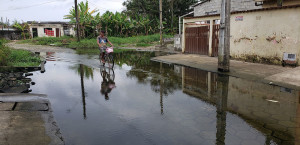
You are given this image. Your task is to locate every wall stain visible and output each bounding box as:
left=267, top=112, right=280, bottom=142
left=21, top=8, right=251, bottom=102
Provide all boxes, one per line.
left=231, top=54, right=284, bottom=65
left=234, top=36, right=258, bottom=43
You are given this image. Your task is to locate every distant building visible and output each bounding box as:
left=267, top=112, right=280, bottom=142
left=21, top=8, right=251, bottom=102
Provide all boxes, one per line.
left=27, top=21, right=76, bottom=38
left=0, top=25, right=22, bottom=40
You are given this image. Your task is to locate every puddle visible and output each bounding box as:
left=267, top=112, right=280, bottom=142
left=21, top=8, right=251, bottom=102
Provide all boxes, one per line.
left=23, top=51, right=300, bottom=145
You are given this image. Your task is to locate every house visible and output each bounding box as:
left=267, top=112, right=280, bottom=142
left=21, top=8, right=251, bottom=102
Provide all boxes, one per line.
left=27, top=21, right=76, bottom=38
left=182, top=0, right=300, bottom=65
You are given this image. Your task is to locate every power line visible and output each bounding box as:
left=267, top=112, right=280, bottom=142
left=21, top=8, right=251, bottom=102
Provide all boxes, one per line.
left=0, top=0, right=65, bottom=12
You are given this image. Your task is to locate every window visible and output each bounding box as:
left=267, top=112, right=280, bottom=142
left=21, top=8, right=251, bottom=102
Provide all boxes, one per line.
left=44, top=28, right=52, bottom=33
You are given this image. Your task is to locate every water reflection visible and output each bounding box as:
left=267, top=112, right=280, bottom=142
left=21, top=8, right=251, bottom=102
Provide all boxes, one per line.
left=79, top=64, right=87, bottom=119
left=183, top=67, right=300, bottom=144
left=100, top=67, right=116, bottom=101
left=29, top=51, right=300, bottom=145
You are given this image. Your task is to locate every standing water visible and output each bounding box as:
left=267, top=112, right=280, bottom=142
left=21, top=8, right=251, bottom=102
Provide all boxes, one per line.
left=28, top=51, right=299, bottom=145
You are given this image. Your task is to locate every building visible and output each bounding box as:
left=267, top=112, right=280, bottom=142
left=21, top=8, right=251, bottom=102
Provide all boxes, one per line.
left=0, top=27, right=22, bottom=40
left=182, top=0, right=300, bottom=65
left=27, top=21, right=76, bottom=38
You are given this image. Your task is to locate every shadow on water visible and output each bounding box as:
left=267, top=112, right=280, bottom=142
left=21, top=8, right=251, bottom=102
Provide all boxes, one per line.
left=28, top=51, right=300, bottom=145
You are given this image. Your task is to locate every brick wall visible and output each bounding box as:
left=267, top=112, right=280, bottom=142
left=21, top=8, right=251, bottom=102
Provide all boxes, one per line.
left=194, top=0, right=261, bottom=17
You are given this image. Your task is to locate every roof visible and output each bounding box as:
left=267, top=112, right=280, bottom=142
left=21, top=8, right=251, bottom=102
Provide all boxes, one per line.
left=185, top=4, right=300, bottom=19
left=191, top=0, right=209, bottom=7
left=27, top=21, right=70, bottom=25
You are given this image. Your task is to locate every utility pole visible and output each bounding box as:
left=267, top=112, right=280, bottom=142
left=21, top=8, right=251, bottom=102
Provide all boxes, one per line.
left=75, top=0, right=80, bottom=42
left=170, top=0, right=174, bottom=34
left=159, top=0, right=163, bottom=46
left=218, top=0, right=231, bottom=72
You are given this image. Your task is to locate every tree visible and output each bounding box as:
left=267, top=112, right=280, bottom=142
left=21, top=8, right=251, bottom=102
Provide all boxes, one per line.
left=13, top=22, right=29, bottom=40
left=122, top=0, right=198, bottom=34
left=64, top=1, right=99, bottom=38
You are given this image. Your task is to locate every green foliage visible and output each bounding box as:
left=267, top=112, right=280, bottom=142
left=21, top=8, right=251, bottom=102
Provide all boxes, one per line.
left=64, top=0, right=188, bottom=37
left=0, top=39, right=40, bottom=67
left=13, top=22, right=30, bottom=39
left=21, top=34, right=173, bottom=49
left=0, top=47, right=10, bottom=66
left=136, top=43, right=152, bottom=47
left=0, top=39, right=10, bottom=66
left=6, top=49, right=41, bottom=67
left=123, top=0, right=198, bottom=34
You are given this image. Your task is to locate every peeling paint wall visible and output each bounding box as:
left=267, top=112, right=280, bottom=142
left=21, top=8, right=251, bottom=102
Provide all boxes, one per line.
left=231, top=7, right=300, bottom=65
left=183, top=7, right=300, bottom=65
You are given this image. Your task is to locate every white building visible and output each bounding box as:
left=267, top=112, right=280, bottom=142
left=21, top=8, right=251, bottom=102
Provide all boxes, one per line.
left=27, top=21, right=76, bottom=38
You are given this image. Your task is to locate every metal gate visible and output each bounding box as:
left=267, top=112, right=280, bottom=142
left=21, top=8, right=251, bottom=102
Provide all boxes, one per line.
left=185, top=26, right=209, bottom=55
left=212, top=25, right=220, bottom=57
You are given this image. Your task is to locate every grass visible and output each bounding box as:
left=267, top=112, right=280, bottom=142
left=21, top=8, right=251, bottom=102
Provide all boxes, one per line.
left=1, top=39, right=41, bottom=67
left=7, top=49, right=41, bottom=67
left=19, top=34, right=173, bottom=49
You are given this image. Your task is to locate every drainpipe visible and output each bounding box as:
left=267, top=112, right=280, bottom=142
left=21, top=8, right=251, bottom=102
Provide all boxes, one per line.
left=179, top=11, right=194, bottom=35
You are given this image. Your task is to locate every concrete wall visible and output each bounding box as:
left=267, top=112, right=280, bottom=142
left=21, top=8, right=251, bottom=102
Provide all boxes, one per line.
left=183, top=6, right=300, bottom=65
left=0, top=30, right=22, bottom=40
left=230, top=7, right=300, bottom=65
left=194, top=0, right=261, bottom=17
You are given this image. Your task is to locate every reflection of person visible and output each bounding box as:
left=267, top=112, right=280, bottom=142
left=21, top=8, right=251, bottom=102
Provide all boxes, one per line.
left=100, top=69, right=116, bottom=100
left=97, top=30, right=113, bottom=63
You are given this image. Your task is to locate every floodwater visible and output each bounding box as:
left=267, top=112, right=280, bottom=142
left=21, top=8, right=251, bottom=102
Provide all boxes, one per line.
left=27, top=51, right=299, bottom=145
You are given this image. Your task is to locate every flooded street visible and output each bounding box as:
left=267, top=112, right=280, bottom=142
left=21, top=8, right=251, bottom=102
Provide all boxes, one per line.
left=27, top=51, right=299, bottom=145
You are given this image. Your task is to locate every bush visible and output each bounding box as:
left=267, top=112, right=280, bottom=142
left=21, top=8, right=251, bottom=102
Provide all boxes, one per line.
left=0, top=39, right=10, bottom=66
left=0, top=47, right=10, bottom=66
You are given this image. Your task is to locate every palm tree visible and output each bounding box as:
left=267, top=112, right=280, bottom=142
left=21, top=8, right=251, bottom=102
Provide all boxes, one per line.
left=64, top=1, right=98, bottom=38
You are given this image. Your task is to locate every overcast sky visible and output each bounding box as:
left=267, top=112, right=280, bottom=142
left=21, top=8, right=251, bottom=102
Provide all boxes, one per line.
left=0, top=0, right=126, bottom=23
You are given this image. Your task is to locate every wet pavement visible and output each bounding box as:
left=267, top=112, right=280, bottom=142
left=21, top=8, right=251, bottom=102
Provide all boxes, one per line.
left=3, top=51, right=300, bottom=145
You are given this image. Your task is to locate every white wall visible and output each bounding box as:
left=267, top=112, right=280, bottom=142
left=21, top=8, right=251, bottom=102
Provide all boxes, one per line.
left=183, top=7, right=300, bottom=65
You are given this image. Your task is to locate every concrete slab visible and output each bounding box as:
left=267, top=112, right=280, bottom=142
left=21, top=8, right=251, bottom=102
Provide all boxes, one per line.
left=0, top=94, right=64, bottom=145
left=0, top=93, right=49, bottom=103
left=265, top=67, right=300, bottom=88
left=0, top=102, right=14, bottom=111
left=152, top=54, right=299, bottom=89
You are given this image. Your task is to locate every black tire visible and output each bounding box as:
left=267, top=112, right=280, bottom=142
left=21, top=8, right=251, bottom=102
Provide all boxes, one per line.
left=106, top=54, right=114, bottom=68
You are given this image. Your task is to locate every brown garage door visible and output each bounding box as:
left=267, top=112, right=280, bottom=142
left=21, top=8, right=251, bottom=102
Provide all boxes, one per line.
left=185, top=26, right=209, bottom=55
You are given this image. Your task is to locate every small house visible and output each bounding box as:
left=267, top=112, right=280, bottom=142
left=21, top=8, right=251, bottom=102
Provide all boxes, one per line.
left=27, top=21, right=76, bottom=38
